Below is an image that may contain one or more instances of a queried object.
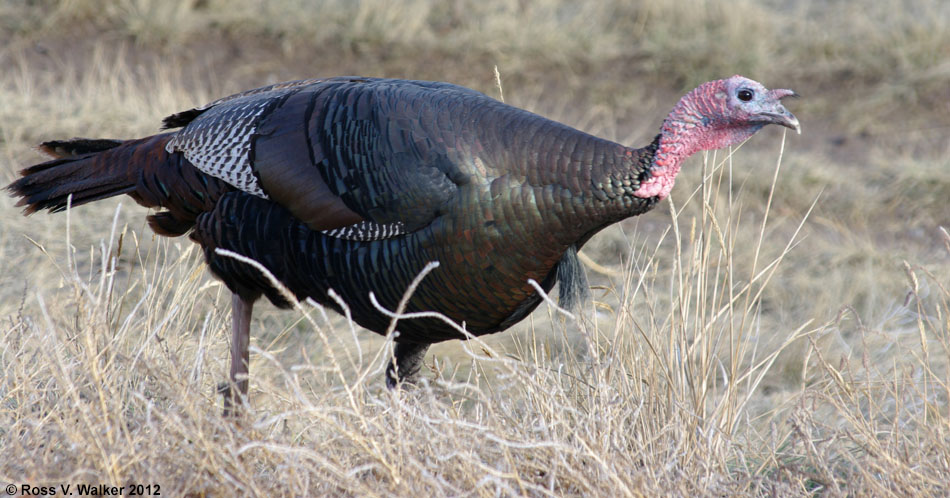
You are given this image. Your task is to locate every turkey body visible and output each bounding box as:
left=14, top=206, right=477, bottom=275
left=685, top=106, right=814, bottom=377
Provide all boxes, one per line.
left=187, top=77, right=659, bottom=344
left=8, top=75, right=799, bottom=410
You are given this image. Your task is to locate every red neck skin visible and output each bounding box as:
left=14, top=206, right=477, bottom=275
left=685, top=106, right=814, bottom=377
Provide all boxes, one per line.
left=634, top=80, right=762, bottom=200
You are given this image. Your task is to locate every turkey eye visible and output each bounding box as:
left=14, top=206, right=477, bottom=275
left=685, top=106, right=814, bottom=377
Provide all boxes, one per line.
left=737, top=89, right=754, bottom=102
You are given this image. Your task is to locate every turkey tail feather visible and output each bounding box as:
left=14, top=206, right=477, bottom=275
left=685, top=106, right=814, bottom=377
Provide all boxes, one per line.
left=10, top=151, right=136, bottom=214
left=7, top=133, right=231, bottom=236
left=38, top=138, right=125, bottom=159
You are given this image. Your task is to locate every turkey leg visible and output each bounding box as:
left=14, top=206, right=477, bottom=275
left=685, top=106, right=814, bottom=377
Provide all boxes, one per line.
left=386, top=342, right=430, bottom=389
left=220, top=293, right=253, bottom=416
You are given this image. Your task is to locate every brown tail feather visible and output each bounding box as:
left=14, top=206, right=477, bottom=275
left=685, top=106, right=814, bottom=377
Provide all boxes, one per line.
left=11, top=154, right=136, bottom=214
left=38, top=138, right=125, bottom=159
left=7, top=133, right=232, bottom=236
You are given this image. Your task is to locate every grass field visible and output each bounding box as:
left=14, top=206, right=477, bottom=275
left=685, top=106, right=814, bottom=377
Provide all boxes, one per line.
left=1, top=0, right=949, bottom=495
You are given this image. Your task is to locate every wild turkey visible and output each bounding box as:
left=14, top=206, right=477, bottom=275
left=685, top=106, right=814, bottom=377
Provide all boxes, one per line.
left=7, top=75, right=799, bottom=413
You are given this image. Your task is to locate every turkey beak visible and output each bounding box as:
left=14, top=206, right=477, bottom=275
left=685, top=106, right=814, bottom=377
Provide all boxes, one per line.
left=759, top=89, right=801, bottom=134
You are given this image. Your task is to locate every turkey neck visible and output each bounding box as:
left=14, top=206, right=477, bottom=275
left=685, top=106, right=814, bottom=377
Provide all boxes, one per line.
left=480, top=112, right=661, bottom=250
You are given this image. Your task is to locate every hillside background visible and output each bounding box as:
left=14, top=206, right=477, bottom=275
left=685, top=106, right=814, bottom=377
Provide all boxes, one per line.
left=1, top=1, right=948, bottom=495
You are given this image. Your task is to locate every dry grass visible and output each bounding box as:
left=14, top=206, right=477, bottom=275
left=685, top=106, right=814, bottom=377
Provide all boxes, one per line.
left=1, top=0, right=949, bottom=496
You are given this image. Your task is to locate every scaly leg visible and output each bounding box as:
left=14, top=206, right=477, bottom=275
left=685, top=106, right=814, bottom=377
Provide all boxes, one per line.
left=386, top=342, right=431, bottom=389
left=220, top=293, right=253, bottom=416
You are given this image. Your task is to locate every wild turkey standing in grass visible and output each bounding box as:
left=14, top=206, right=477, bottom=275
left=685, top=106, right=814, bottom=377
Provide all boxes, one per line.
left=7, top=75, right=799, bottom=414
